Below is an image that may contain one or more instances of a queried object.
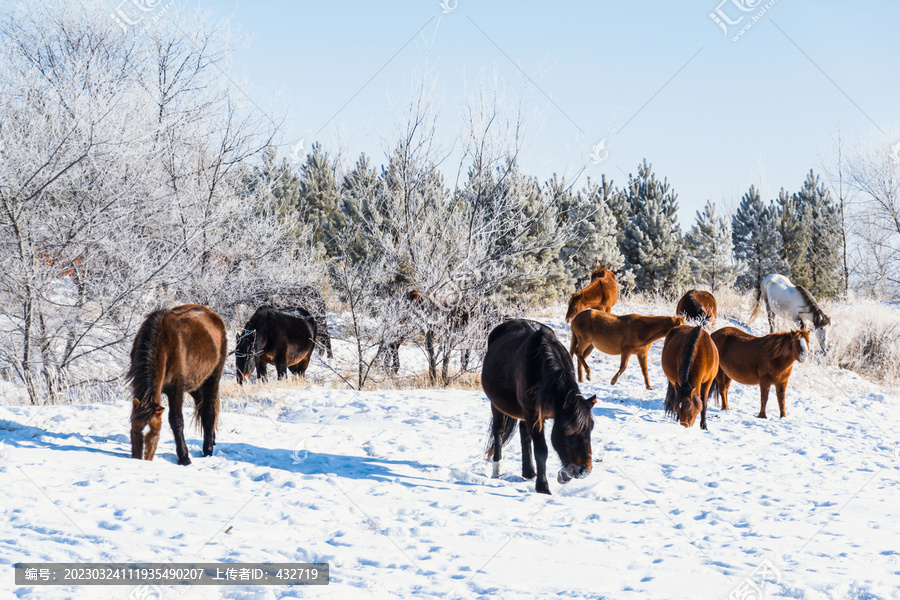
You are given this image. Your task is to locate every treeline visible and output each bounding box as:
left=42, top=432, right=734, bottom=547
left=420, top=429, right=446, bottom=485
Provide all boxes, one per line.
left=262, top=144, right=846, bottom=300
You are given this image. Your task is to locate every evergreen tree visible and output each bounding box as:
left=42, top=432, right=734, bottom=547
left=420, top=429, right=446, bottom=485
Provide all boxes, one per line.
left=777, top=187, right=812, bottom=288
left=297, top=142, right=343, bottom=256
left=620, top=160, right=689, bottom=295
left=243, top=146, right=302, bottom=219
left=732, top=185, right=789, bottom=293
left=556, top=174, right=625, bottom=290
left=685, top=200, right=742, bottom=291
left=338, top=153, right=380, bottom=264
left=795, top=170, right=843, bottom=297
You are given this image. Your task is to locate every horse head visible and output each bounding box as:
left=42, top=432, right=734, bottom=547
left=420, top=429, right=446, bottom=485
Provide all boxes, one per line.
left=235, top=329, right=258, bottom=384
left=666, top=382, right=701, bottom=428
left=552, top=392, right=596, bottom=484
left=791, top=329, right=811, bottom=363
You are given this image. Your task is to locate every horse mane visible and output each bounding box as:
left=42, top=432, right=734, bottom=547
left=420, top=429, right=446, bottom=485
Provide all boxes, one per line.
left=126, top=308, right=169, bottom=424
left=680, top=290, right=706, bottom=321
left=795, top=285, right=831, bottom=328
left=678, top=326, right=703, bottom=388
left=760, top=330, right=801, bottom=358
left=527, top=330, right=591, bottom=435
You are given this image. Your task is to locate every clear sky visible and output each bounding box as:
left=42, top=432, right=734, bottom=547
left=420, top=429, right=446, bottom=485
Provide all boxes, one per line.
left=163, top=1, right=898, bottom=221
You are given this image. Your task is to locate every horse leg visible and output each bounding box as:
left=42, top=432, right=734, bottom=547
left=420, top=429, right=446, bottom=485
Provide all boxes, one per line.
left=461, top=349, right=470, bottom=373
left=441, top=350, right=451, bottom=385
left=531, top=420, right=551, bottom=495
left=489, top=405, right=506, bottom=478
left=699, top=381, right=710, bottom=431
left=198, top=377, right=220, bottom=457
left=256, top=361, right=268, bottom=382
left=130, top=399, right=145, bottom=459
left=717, top=372, right=732, bottom=410
left=275, top=350, right=288, bottom=380
left=143, top=410, right=163, bottom=460
left=167, top=382, right=191, bottom=465
left=766, top=306, right=776, bottom=333
left=775, top=382, right=787, bottom=418
left=757, top=380, right=771, bottom=419
left=611, top=352, right=631, bottom=386
left=637, top=349, right=652, bottom=390
left=518, top=421, right=536, bottom=479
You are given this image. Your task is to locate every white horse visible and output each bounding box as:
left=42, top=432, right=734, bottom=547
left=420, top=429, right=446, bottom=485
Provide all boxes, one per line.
left=749, top=274, right=831, bottom=347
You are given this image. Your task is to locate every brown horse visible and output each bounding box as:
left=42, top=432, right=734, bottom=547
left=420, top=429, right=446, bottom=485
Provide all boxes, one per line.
left=482, top=319, right=596, bottom=494
left=676, top=289, right=717, bottom=327
left=661, top=325, right=719, bottom=430
left=569, top=309, right=684, bottom=388
left=565, top=267, right=618, bottom=321
left=127, top=304, right=227, bottom=465
left=710, top=326, right=809, bottom=419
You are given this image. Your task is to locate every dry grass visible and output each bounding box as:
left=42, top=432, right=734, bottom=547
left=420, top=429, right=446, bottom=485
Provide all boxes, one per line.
left=822, top=301, right=900, bottom=386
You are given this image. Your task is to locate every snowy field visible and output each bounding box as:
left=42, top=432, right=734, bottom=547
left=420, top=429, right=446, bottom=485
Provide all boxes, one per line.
left=2, top=305, right=900, bottom=600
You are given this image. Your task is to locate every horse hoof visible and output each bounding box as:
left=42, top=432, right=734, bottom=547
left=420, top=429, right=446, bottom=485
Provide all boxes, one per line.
left=522, top=470, right=536, bottom=480
left=178, top=456, right=192, bottom=466
left=645, top=385, right=653, bottom=390
left=535, top=483, right=551, bottom=495
left=756, top=414, right=767, bottom=419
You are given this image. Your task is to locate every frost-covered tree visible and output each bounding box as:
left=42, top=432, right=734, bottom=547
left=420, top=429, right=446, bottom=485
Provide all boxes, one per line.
left=297, top=142, right=344, bottom=256
left=0, top=2, right=321, bottom=402
left=685, top=200, right=742, bottom=291
left=620, top=160, right=689, bottom=295
left=558, top=175, right=625, bottom=290
left=777, top=187, right=812, bottom=288
left=732, top=185, right=789, bottom=293
left=795, top=170, right=843, bottom=297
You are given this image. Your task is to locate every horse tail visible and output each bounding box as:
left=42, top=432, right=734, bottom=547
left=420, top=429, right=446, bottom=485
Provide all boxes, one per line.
left=126, top=309, right=169, bottom=424
left=663, top=381, right=678, bottom=419
left=748, top=285, right=765, bottom=324
left=708, top=377, right=720, bottom=409
left=569, top=328, right=578, bottom=358
left=484, top=414, right=518, bottom=460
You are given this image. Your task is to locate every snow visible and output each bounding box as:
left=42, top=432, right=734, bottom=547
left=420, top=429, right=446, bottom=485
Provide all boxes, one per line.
left=2, top=309, right=899, bottom=599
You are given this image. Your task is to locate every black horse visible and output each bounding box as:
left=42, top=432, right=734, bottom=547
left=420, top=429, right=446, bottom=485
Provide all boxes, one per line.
left=481, top=319, right=596, bottom=494
left=235, top=306, right=317, bottom=384
left=244, top=285, right=332, bottom=359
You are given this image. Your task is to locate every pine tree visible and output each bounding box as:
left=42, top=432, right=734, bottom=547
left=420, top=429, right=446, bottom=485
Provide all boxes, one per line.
left=732, top=185, right=789, bottom=293
left=684, top=200, right=742, bottom=291
left=338, top=153, right=380, bottom=264
left=795, top=170, right=843, bottom=297
left=620, top=160, right=688, bottom=295
left=777, top=187, right=812, bottom=288
left=297, top=142, right=343, bottom=256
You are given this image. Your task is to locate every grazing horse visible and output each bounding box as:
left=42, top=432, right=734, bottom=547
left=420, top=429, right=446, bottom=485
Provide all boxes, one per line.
left=676, top=289, right=717, bottom=327
left=127, top=304, right=227, bottom=465
left=482, top=319, right=596, bottom=494
left=661, top=325, right=719, bottom=430
left=247, top=286, right=332, bottom=359
left=235, top=306, right=317, bottom=384
left=569, top=310, right=684, bottom=388
left=565, top=267, right=618, bottom=321
left=711, top=326, right=809, bottom=419
left=749, top=274, right=831, bottom=347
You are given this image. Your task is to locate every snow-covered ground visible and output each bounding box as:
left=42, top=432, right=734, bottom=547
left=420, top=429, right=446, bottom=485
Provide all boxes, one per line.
left=2, top=306, right=899, bottom=599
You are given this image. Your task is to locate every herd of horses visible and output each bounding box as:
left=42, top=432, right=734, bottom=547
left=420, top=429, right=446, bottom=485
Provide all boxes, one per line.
left=125, top=269, right=831, bottom=494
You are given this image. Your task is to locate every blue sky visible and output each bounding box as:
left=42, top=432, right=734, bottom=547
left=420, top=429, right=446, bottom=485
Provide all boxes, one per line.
left=182, top=1, right=897, bottom=221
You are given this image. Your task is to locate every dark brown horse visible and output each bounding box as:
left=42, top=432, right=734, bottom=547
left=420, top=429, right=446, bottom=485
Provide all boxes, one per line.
left=565, top=267, right=618, bottom=321
left=127, top=304, right=227, bottom=465
left=235, top=306, right=317, bottom=384
left=569, top=310, right=684, bottom=387
left=711, top=326, right=809, bottom=419
left=661, top=325, right=719, bottom=430
left=482, top=319, right=596, bottom=494
left=676, top=289, right=717, bottom=327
